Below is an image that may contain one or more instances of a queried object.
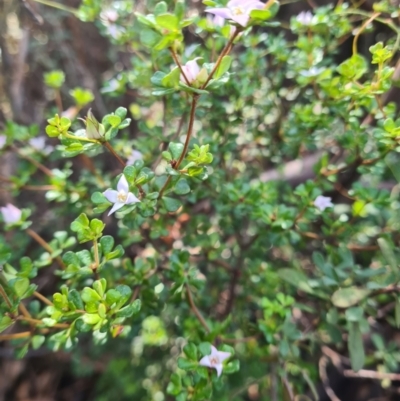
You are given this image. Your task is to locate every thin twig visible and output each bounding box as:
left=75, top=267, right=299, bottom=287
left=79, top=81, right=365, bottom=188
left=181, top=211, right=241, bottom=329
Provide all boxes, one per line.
left=343, top=369, right=400, bottom=381
left=0, top=283, right=13, bottom=310
left=33, top=291, right=53, bottom=306
left=158, top=96, right=199, bottom=199
left=319, top=356, right=341, bottom=401
left=170, top=48, right=190, bottom=86
left=26, top=228, right=65, bottom=269
left=17, top=316, right=69, bottom=329
left=12, top=146, right=53, bottom=177
left=103, top=142, right=145, bottom=196
left=201, top=29, right=241, bottom=90
left=176, top=96, right=199, bottom=168
left=185, top=284, right=210, bottom=333
left=0, top=331, right=31, bottom=341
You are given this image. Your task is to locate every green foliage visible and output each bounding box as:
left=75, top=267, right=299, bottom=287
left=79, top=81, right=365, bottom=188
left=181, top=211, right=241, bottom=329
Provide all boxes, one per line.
left=2, top=0, right=400, bottom=399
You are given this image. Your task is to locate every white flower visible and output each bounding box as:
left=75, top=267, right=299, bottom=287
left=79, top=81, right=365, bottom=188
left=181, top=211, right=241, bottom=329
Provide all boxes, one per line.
left=206, top=0, right=265, bottom=27
left=29, top=137, right=53, bottom=154
left=314, top=195, right=333, bottom=211
left=0, top=135, right=6, bottom=149
left=207, top=14, right=225, bottom=28
left=180, top=58, right=201, bottom=84
left=103, top=175, right=140, bottom=216
left=300, top=67, right=324, bottom=77
left=1, top=204, right=22, bottom=224
left=296, top=11, right=313, bottom=26
left=126, top=150, right=143, bottom=166
left=199, top=345, right=231, bottom=377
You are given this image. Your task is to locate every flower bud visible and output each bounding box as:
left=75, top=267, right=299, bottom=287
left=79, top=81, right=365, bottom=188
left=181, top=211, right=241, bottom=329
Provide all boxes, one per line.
left=84, top=109, right=105, bottom=140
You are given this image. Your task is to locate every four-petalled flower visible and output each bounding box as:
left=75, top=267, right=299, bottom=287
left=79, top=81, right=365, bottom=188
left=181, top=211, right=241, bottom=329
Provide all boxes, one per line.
left=206, top=0, right=265, bottom=27
left=180, top=58, right=207, bottom=85
left=0, top=135, right=6, bottom=149
left=314, top=195, right=333, bottom=211
left=199, top=345, right=231, bottom=377
left=296, top=10, right=313, bottom=26
left=126, top=150, right=143, bottom=166
left=103, top=175, right=140, bottom=216
left=1, top=203, right=22, bottom=224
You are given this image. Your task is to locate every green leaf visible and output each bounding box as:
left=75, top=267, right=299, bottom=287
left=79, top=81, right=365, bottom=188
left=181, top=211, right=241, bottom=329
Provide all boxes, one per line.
left=162, top=197, right=182, bottom=212
left=183, top=343, right=198, bottom=360
left=215, top=56, right=232, bottom=79
left=69, top=87, right=95, bottom=107
left=68, top=289, right=84, bottom=310
left=115, top=299, right=141, bottom=318
left=31, top=335, right=45, bottom=350
left=169, top=142, right=184, bottom=160
left=100, top=236, right=115, bottom=255
left=81, top=313, right=101, bottom=325
left=198, top=342, right=211, bottom=356
left=249, top=9, right=273, bottom=21
left=331, top=287, right=371, bottom=308
left=93, top=279, right=107, bottom=297
left=377, top=238, right=398, bottom=274
left=156, top=13, right=179, bottom=30
left=167, top=373, right=182, bottom=396
left=45, top=125, right=60, bottom=137
left=44, top=70, right=65, bottom=89
left=12, top=277, right=30, bottom=298
left=337, top=54, right=368, bottom=80
left=115, top=285, right=132, bottom=307
left=174, top=178, right=191, bottom=195
left=0, top=316, right=13, bottom=332
left=81, top=287, right=102, bottom=304
left=105, top=289, right=121, bottom=306
left=115, top=107, right=127, bottom=120
left=154, top=1, right=168, bottom=16
left=91, top=192, right=108, bottom=204
left=348, top=321, right=365, bottom=371
left=71, top=213, right=89, bottom=231
left=162, top=67, right=180, bottom=88
left=177, top=357, right=198, bottom=370
left=224, top=359, right=240, bottom=374
left=277, top=268, right=315, bottom=295
left=90, top=219, right=105, bottom=239
left=345, top=307, right=363, bottom=322
left=105, top=115, right=121, bottom=128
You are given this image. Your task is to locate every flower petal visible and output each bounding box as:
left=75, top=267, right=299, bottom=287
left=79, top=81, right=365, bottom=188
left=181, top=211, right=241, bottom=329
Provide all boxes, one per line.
left=231, top=13, right=250, bottom=26
left=209, top=345, right=219, bottom=356
left=108, top=202, right=125, bottom=216
left=126, top=192, right=140, bottom=205
left=186, top=59, right=200, bottom=82
left=244, top=0, right=265, bottom=11
left=103, top=189, right=118, bottom=203
left=117, top=175, right=129, bottom=192
left=199, top=355, right=212, bottom=368
left=215, top=363, right=223, bottom=377
left=217, top=351, right=231, bottom=362
left=205, top=8, right=232, bottom=20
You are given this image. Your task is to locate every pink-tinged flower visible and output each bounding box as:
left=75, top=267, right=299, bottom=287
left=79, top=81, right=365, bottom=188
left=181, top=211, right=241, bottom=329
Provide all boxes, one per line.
left=199, top=345, right=231, bottom=377
left=126, top=150, right=143, bottom=166
left=207, top=14, right=225, bottom=28
left=205, top=0, right=265, bottom=27
left=29, top=137, right=53, bottom=154
left=1, top=204, right=22, bottom=224
left=296, top=11, right=313, bottom=25
left=103, top=175, right=140, bottom=216
left=314, top=195, right=333, bottom=211
left=181, top=58, right=201, bottom=84
left=0, top=135, right=6, bottom=149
